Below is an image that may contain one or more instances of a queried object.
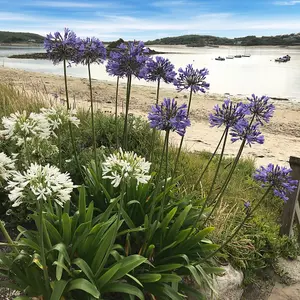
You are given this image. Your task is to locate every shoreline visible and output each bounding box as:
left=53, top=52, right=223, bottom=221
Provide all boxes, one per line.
left=0, top=66, right=299, bottom=166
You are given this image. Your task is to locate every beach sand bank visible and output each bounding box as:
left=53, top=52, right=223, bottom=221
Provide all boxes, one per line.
left=0, top=66, right=299, bottom=166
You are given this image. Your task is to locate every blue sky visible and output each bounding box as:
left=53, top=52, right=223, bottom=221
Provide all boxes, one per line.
left=1, top=0, right=300, bottom=41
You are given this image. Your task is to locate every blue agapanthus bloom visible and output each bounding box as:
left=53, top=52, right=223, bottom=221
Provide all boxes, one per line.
left=209, top=99, right=247, bottom=128
left=76, top=37, right=106, bottom=65
left=254, top=164, right=298, bottom=202
left=106, top=41, right=149, bottom=78
left=174, top=64, right=210, bottom=93
left=230, top=119, right=264, bottom=146
left=148, top=98, right=191, bottom=136
left=246, top=94, right=275, bottom=125
left=44, top=28, right=77, bottom=65
left=141, top=56, right=176, bottom=83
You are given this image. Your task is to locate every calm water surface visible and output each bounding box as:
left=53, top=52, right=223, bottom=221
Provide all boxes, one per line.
left=1, top=45, right=300, bottom=101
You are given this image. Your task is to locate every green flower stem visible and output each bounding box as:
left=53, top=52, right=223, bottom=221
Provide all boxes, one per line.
left=158, top=130, right=170, bottom=221
left=190, top=128, right=229, bottom=233
left=115, top=76, right=120, bottom=148
left=202, top=187, right=271, bottom=262
left=0, top=221, right=19, bottom=254
left=57, top=130, right=62, bottom=169
left=149, top=78, right=161, bottom=162
left=194, top=129, right=227, bottom=189
left=123, top=74, right=132, bottom=149
left=202, top=139, right=246, bottom=226
left=171, top=87, right=193, bottom=181
left=87, top=61, right=98, bottom=172
left=38, top=201, right=51, bottom=300
left=63, top=59, right=83, bottom=180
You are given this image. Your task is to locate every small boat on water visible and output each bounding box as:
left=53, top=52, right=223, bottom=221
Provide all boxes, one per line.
left=234, top=55, right=242, bottom=58
left=226, top=55, right=234, bottom=59
left=242, top=54, right=251, bottom=57
left=275, top=55, right=291, bottom=63
left=215, top=56, right=225, bottom=61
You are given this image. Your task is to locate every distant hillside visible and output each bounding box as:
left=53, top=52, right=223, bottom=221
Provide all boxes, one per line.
left=0, top=31, right=44, bottom=44
left=146, top=33, right=300, bottom=47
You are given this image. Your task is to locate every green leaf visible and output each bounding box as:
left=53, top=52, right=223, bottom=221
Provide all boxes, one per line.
left=50, top=243, right=71, bottom=265
left=73, top=258, right=96, bottom=285
left=153, top=264, right=183, bottom=273
left=44, top=220, right=62, bottom=245
left=102, top=282, right=144, bottom=300
left=136, top=273, right=161, bottom=283
left=67, top=278, right=100, bottom=298
left=50, top=280, right=68, bottom=300
left=203, top=266, right=225, bottom=275
left=178, top=283, right=206, bottom=300
left=111, top=255, right=147, bottom=281
left=97, top=262, right=121, bottom=289
left=120, top=206, right=136, bottom=229
left=165, top=205, right=192, bottom=245
left=13, top=297, right=32, bottom=300
left=85, top=201, right=94, bottom=223
left=78, top=186, right=86, bottom=224
left=160, top=207, right=177, bottom=234
left=62, top=213, right=72, bottom=246
left=160, top=274, right=182, bottom=283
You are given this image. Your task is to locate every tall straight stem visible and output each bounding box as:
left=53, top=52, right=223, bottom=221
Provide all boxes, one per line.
left=149, top=78, right=161, bottom=162
left=115, top=76, right=120, bottom=148
left=63, top=60, right=82, bottom=179
left=88, top=62, right=98, bottom=170
left=38, top=202, right=51, bottom=299
left=202, top=187, right=271, bottom=262
left=123, top=74, right=132, bottom=149
left=191, top=128, right=229, bottom=231
left=194, top=129, right=227, bottom=189
left=0, top=221, right=19, bottom=254
left=57, top=130, right=62, bottom=169
left=171, top=87, right=193, bottom=181
left=202, top=139, right=246, bottom=226
left=158, top=130, right=170, bottom=221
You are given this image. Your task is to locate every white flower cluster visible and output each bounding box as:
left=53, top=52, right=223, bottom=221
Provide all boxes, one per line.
left=40, top=107, right=80, bottom=135
left=0, top=152, right=15, bottom=182
left=6, top=163, right=76, bottom=207
left=102, top=148, right=151, bottom=188
left=0, top=111, right=51, bottom=146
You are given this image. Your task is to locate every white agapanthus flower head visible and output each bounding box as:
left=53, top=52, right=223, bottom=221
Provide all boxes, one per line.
left=0, top=111, right=51, bottom=146
left=6, top=163, right=76, bottom=207
left=40, top=107, right=80, bottom=136
left=0, top=152, right=15, bottom=182
left=102, top=148, right=151, bottom=188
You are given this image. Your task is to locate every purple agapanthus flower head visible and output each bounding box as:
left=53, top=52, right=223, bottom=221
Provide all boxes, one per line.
left=148, top=98, right=191, bottom=136
left=254, top=164, right=298, bottom=202
left=75, top=37, right=106, bottom=65
left=230, top=119, right=264, bottom=146
left=106, top=40, right=149, bottom=78
left=44, top=28, right=77, bottom=65
left=141, top=56, right=176, bottom=83
left=174, top=64, right=209, bottom=93
left=209, top=98, right=247, bottom=128
left=246, top=94, right=275, bottom=125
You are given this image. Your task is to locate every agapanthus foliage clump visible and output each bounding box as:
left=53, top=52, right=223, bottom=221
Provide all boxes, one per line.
left=141, top=56, right=176, bottom=83
left=102, top=148, right=151, bottom=188
left=246, top=94, right=275, bottom=125
left=209, top=99, right=247, bottom=128
left=174, top=64, right=210, bottom=93
left=44, top=28, right=77, bottom=65
left=6, top=163, right=76, bottom=207
left=0, top=111, right=50, bottom=146
left=254, top=164, right=298, bottom=202
left=76, top=37, right=106, bottom=65
left=0, top=152, right=15, bottom=183
left=106, top=41, right=149, bottom=78
left=230, top=119, right=264, bottom=146
left=148, top=98, right=191, bottom=136
left=40, top=107, right=80, bottom=136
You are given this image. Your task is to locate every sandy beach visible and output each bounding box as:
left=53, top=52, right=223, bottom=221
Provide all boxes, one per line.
left=0, top=66, right=299, bottom=166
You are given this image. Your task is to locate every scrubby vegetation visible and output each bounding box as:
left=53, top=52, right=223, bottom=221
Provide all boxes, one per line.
left=0, top=31, right=44, bottom=44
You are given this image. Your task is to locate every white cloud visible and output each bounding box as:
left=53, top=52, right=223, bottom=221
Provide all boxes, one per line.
left=0, top=12, right=31, bottom=21
left=32, top=1, right=114, bottom=8
left=273, top=0, right=300, bottom=5
left=151, top=0, right=188, bottom=7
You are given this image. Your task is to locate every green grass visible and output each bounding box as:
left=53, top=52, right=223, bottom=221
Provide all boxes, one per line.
left=0, top=82, right=298, bottom=284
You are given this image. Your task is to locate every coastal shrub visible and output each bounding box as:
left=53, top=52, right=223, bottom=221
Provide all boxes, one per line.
left=0, top=28, right=298, bottom=300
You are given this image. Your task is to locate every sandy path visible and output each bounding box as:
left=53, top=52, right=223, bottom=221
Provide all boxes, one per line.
left=0, top=66, right=299, bottom=166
